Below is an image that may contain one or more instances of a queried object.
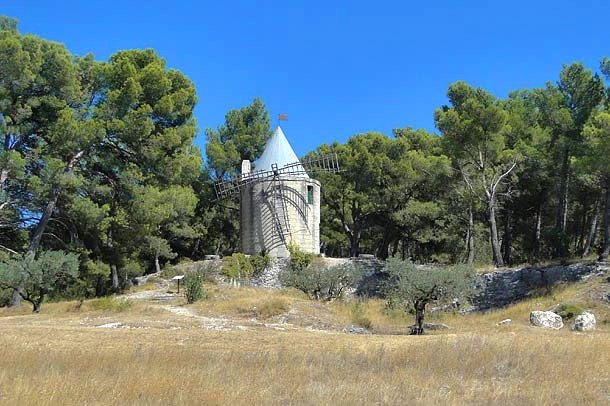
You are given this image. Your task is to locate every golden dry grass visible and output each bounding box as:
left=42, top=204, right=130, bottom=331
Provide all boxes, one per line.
left=0, top=274, right=609, bottom=405
left=0, top=324, right=608, bottom=405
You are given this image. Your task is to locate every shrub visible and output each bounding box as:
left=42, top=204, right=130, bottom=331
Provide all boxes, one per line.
left=221, top=253, right=254, bottom=280
left=0, top=287, right=12, bottom=307
left=250, top=252, right=271, bottom=277
left=183, top=271, right=206, bottom=304
left=280, top=262, right=362, bottom=301
left=554, top=303, right=585, bottom=320
left=160, top=267, right=184, bottom=280
left=91, top=297, right=133, bottom=312
left=288, top=244, right=314, bottom=273
left=351, top=300, right=373, bottom=329
left=194, top=261, right=218, bottom=283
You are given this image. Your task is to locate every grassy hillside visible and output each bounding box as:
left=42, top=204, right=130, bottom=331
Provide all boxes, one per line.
left=0, top=268, right=608, bottom=405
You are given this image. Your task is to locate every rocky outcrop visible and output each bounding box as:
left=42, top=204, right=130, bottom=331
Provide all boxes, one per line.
left=471, top=263, right=602, bottom=310
left=530, top=311, right=563, bottom=329
left=572, top=312, right=596, bottom=331
left=250, top=257, right=290, bottom=288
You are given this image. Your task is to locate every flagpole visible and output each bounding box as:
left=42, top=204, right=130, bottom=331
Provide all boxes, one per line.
left=278, top=113, right=287, bottom=128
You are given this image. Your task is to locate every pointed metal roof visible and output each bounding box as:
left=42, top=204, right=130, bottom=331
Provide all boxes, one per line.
left=255, top=126, right=308, bottom=178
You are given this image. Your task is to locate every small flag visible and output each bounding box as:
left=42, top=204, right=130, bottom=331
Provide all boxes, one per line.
left=278, top=114, right=288, bottom=121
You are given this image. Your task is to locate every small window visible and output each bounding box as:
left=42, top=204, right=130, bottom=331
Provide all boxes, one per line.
left=307, top=185, right=313, bottom=204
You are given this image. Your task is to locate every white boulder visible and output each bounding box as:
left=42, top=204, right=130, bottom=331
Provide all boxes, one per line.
left=496, top=319, right=512, bottom=326
left=572, top=312, right=596, bottom=331
left=530, top=311, right=563, bottom=329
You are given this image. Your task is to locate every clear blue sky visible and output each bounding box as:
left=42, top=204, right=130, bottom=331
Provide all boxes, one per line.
left=4, top=1, right=609, bottom=158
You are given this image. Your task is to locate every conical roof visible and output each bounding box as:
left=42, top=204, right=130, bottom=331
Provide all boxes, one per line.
left=255, top=126, right=308, bottom=178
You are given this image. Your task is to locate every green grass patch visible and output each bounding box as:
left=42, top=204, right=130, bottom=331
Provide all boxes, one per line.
left=90, top=297, right=133, bottom=312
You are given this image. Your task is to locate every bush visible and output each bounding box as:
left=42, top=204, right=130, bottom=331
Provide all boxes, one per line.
left=0, top=287, right=12, bottom=307
left=351, top=300, right=372, bottom=329
left=183, top=271, right=206, bottom=304
left=221, top=253, right=254, bottom=280
left=250, top=252, right=271, bottom=277
left=288, top=244, right=314, bottom=273
left=194, top=261, right=218, bottom=283
left=91, top=297, right=133, bottom=312
left=160, top=267, right=184, bottom=280
left=554, top=303, right=585, bottom=320
left=280, top=261, right=362, bottom=301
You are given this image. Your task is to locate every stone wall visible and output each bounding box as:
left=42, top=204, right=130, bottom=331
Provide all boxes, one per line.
left=180, top=255, right=608, bottom=312
left=470, top=263, right=606, bottom=310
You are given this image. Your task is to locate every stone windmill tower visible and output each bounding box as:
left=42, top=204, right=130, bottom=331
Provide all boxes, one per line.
left=214, top=126, right=339, bottom=257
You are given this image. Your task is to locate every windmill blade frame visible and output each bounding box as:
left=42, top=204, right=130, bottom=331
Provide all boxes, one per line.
left=214, top=152, right=340, bottom=200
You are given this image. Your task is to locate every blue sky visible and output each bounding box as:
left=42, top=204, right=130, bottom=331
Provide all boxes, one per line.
left=3, top=1, right=609, bottom=157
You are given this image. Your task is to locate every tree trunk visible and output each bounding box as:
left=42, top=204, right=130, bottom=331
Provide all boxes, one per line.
left=466, top=200, right=475, bottom=265
left=583, top=199, right=600, bottom=257
left=391, top=238, right=399, bottom=258
left=10, top=150, right=85, bottom=307
left=502, top=209, right=512, bottom=266
left=377, top=230, right=393, bottom=260
left=155, top=255, right=161, bottom=274
left=111, top=264, right=119, bottom=292
left=27, top=191, right=59, bottom=258
left=190, top=237, right=201, bottom=259
left=599, top=183, right=610, bottom=261
left=488, top=199, right=504, bottom=267
left=0, top=168, right=8, bottom=197
left=32, top=300, right=41, bottom=313
left=534, top=204, right=542, bottom=257
left=350, top=234, right=359, bottom=257
left=412, top=299, right=426, bottom=335
left=557, top=148, right=570, bottom=233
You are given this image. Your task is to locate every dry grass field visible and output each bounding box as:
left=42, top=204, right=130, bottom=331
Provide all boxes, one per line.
left=0, top=271, right=609, bottom=405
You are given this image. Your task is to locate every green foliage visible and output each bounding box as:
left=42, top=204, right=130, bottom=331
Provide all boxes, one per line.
left=160, top=267, right=185, bottom=280
left=280, top=261, right=362, bottom=301
left=91, top=297, right=133, bottom=312
left=221, top=253, right=254, bottom=280
left=183, top=271, right=206, bottom=304
left=250, top=252, right=271, bottom=277
left=205, top=97, right=271, bottom=180
left=554, top=303, right=585, bottom=320
left=288, top=244, right=315, bottom=273
left=435, top=81, right=520, bottom=266
left=2, top=20, right=610, bottom=302
left=0, top=250, right=79, bottom=312
left=0, top=15, right=18, bottom=32
left=0, top=286, right=11, bottom=307
left=383, top=259, right=475, bottom=304
left=382, top=259, right=475, bottom=334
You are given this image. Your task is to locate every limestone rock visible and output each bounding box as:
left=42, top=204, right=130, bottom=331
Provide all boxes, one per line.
left=496, top=319, right=512, bottom=326
left=572, top=312, right=596, bottom=331
left=343, top=326, right=368, bottom=334
left=530, top=311, right=563, bottom=329
left=471, top=264, right=600, bottom=310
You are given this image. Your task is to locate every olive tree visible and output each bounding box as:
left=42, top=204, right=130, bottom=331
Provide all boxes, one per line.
left=383, top=258, right=475, bottom=334
left=0, top=250, right=79, bottom=312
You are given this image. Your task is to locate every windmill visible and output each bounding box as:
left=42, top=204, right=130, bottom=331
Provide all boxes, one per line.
left=214, top=126, right=340, bottom=257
